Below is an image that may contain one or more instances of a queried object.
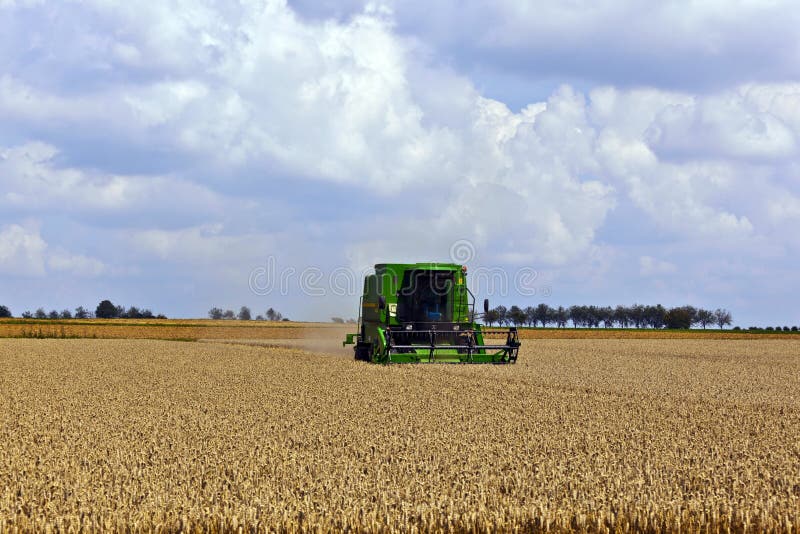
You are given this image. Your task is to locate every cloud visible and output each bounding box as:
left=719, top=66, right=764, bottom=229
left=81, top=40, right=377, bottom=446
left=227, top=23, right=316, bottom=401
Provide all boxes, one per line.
left=643, top=86, right=800, bottom=161
left=597, top=144, right=756, bottom=238
left=766, top=192, right=800, bottom=224
left=0, top=142, right=232, bottom=228
left=639, top=255, right=677, bottom=277
left=0, top=223, right=47, bottom=276
left=1, top=3, right=789, bottom=256
left=0, top=223, right=107, bottom=277
left=0, top=1, right=621, bottom=267
left=349, top=0, right=800, bottom=94
left=130, top=225, right=276, bottom=265
left=47, top=251, right=107, bottom=277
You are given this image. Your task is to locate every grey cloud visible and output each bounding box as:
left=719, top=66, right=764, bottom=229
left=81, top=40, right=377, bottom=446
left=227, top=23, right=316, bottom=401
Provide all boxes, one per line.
left=291, top=1, right=800, bottom=96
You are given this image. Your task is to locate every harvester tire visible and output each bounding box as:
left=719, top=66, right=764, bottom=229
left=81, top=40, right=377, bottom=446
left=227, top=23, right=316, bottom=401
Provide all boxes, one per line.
left=354, top=344, right=372, bottom=362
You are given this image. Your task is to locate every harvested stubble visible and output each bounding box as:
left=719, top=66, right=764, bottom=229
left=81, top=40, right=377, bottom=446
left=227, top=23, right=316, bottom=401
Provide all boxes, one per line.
left=1, top=338, right=799, bottom=532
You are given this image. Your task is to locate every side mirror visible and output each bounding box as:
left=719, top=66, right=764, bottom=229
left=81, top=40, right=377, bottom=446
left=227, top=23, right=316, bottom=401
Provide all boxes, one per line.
left=378, top=296, right=386, bottom=310
left=483, top=299, right=489, bottom=314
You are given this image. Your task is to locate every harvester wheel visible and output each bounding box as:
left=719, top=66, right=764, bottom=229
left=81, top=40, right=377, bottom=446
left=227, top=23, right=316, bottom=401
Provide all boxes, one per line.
left=354, top=344, right=372, bottom=362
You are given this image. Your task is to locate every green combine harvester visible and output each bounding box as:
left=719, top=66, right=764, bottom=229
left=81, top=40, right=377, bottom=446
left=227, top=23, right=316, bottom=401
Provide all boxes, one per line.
left=343, top=263, right=520, bottom=363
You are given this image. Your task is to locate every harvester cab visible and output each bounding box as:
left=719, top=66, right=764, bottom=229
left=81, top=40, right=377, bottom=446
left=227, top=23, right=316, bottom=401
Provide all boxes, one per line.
left=343, top=263, right=520, bottom=363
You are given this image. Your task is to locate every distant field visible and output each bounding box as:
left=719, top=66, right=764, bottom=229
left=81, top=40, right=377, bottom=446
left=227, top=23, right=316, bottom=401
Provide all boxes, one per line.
left=0, top=319, right=345, bottom=340
left=515, top=328, right=798, bottom=340
left=1, top=338, right=798, bottom=531
left=0, top=319, right=794, bottom=341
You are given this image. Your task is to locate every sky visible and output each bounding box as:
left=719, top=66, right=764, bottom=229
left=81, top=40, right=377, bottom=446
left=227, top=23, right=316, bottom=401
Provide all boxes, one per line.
left=1, top=0, right=799, bottom=325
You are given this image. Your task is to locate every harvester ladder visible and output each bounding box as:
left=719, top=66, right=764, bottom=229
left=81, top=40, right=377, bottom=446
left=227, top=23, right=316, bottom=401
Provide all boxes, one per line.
left=356, top=295, right=363, bottom=340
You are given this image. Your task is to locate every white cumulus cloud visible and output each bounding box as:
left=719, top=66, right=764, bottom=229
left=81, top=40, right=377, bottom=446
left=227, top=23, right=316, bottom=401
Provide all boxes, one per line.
left=0, top=223, right=107, bottom=277
left=0, top=223, right=47, bottom=276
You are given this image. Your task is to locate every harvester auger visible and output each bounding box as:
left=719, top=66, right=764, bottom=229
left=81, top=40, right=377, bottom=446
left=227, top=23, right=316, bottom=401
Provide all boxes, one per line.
left=343, top=263, right=521, bottom=364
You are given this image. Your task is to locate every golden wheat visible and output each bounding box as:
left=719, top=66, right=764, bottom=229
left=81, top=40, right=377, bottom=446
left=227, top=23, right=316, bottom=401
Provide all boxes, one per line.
left=0, top=320, right=346, bottom=341
left=3, top=319, right=793, bottom=342
left=0, top=338, right=798, bottom=532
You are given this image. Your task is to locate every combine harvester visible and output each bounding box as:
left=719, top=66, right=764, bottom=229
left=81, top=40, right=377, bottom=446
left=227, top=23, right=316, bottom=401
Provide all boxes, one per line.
left=343, top=263, right=520, bottom=363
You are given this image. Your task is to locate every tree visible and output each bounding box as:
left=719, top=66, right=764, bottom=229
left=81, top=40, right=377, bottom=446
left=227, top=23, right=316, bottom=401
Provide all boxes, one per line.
left=0, top=305, right=11, bottom=318
left=535, top=303, right=552, bottom=327
left=586, top=306, right=601, bottom=328
left=600, top=306, right=615, bottom=328
left=645, top=304, right=666, bottom=329
left=208, top=307, right=223, bottom=320
left=60, top=309, right=72, bottom=319
left=664, top=307, right=692, bottom=329
left=629, top=304, right=645, bottom=329
left=21, top=311, right=33, bottom=319
left=682, top=305, right=698, bottom=327
left=695, top=308, right=714, bottom=329
left=483, top=308, right=500, bottom=326
left=255, top=315, right=265, bottom=321
left=584, top=305, right=596, bottom=327
left=524, top=306, right=536, bottom=327
left=126, top=306, right=141, bottom=319
left=568, top=305, right=583, bottom=328
left=549, top=306, right=564, bottom=328
left=585, top=305, right=597, bottom=327
left=74, top=306, right=90, bottom=319
left=508, top=305, right=526, bottom=326
left=35, top=308, right=47, bottom=319
left=116, top=305, right=127, bottom=318
left=266, top=307, right=277, bottom=321
left=493, top=305, right=508, bottom=326
left=96, top=300, right=118, bottom=319
left=238, top=306, right=252, bottom=321
left=48, top=310, right=59, bottom=320
left=614, top=305, right=629, bottom=328
left=331, top=317, right=345, bottom=323
left=222, top=309, right=235, bottom=320
left=713, top=308, right=732, bottom=329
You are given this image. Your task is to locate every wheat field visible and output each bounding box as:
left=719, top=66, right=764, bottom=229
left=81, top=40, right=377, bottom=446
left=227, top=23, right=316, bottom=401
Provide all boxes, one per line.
left=0, top=320, right=343, bottom=341
left=1, top=338, right=799, bottom=532
left=2, top=319, right=796, bottom=342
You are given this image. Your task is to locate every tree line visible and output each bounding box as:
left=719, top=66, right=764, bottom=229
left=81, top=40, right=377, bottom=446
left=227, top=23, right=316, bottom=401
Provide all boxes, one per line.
left=1, top=302, right=287, bottom=321
left=208, top=306, right=289, bottom=321
left=483, top=304, right=734, bottom=329
left=0, top=300, right=166, bottom=320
